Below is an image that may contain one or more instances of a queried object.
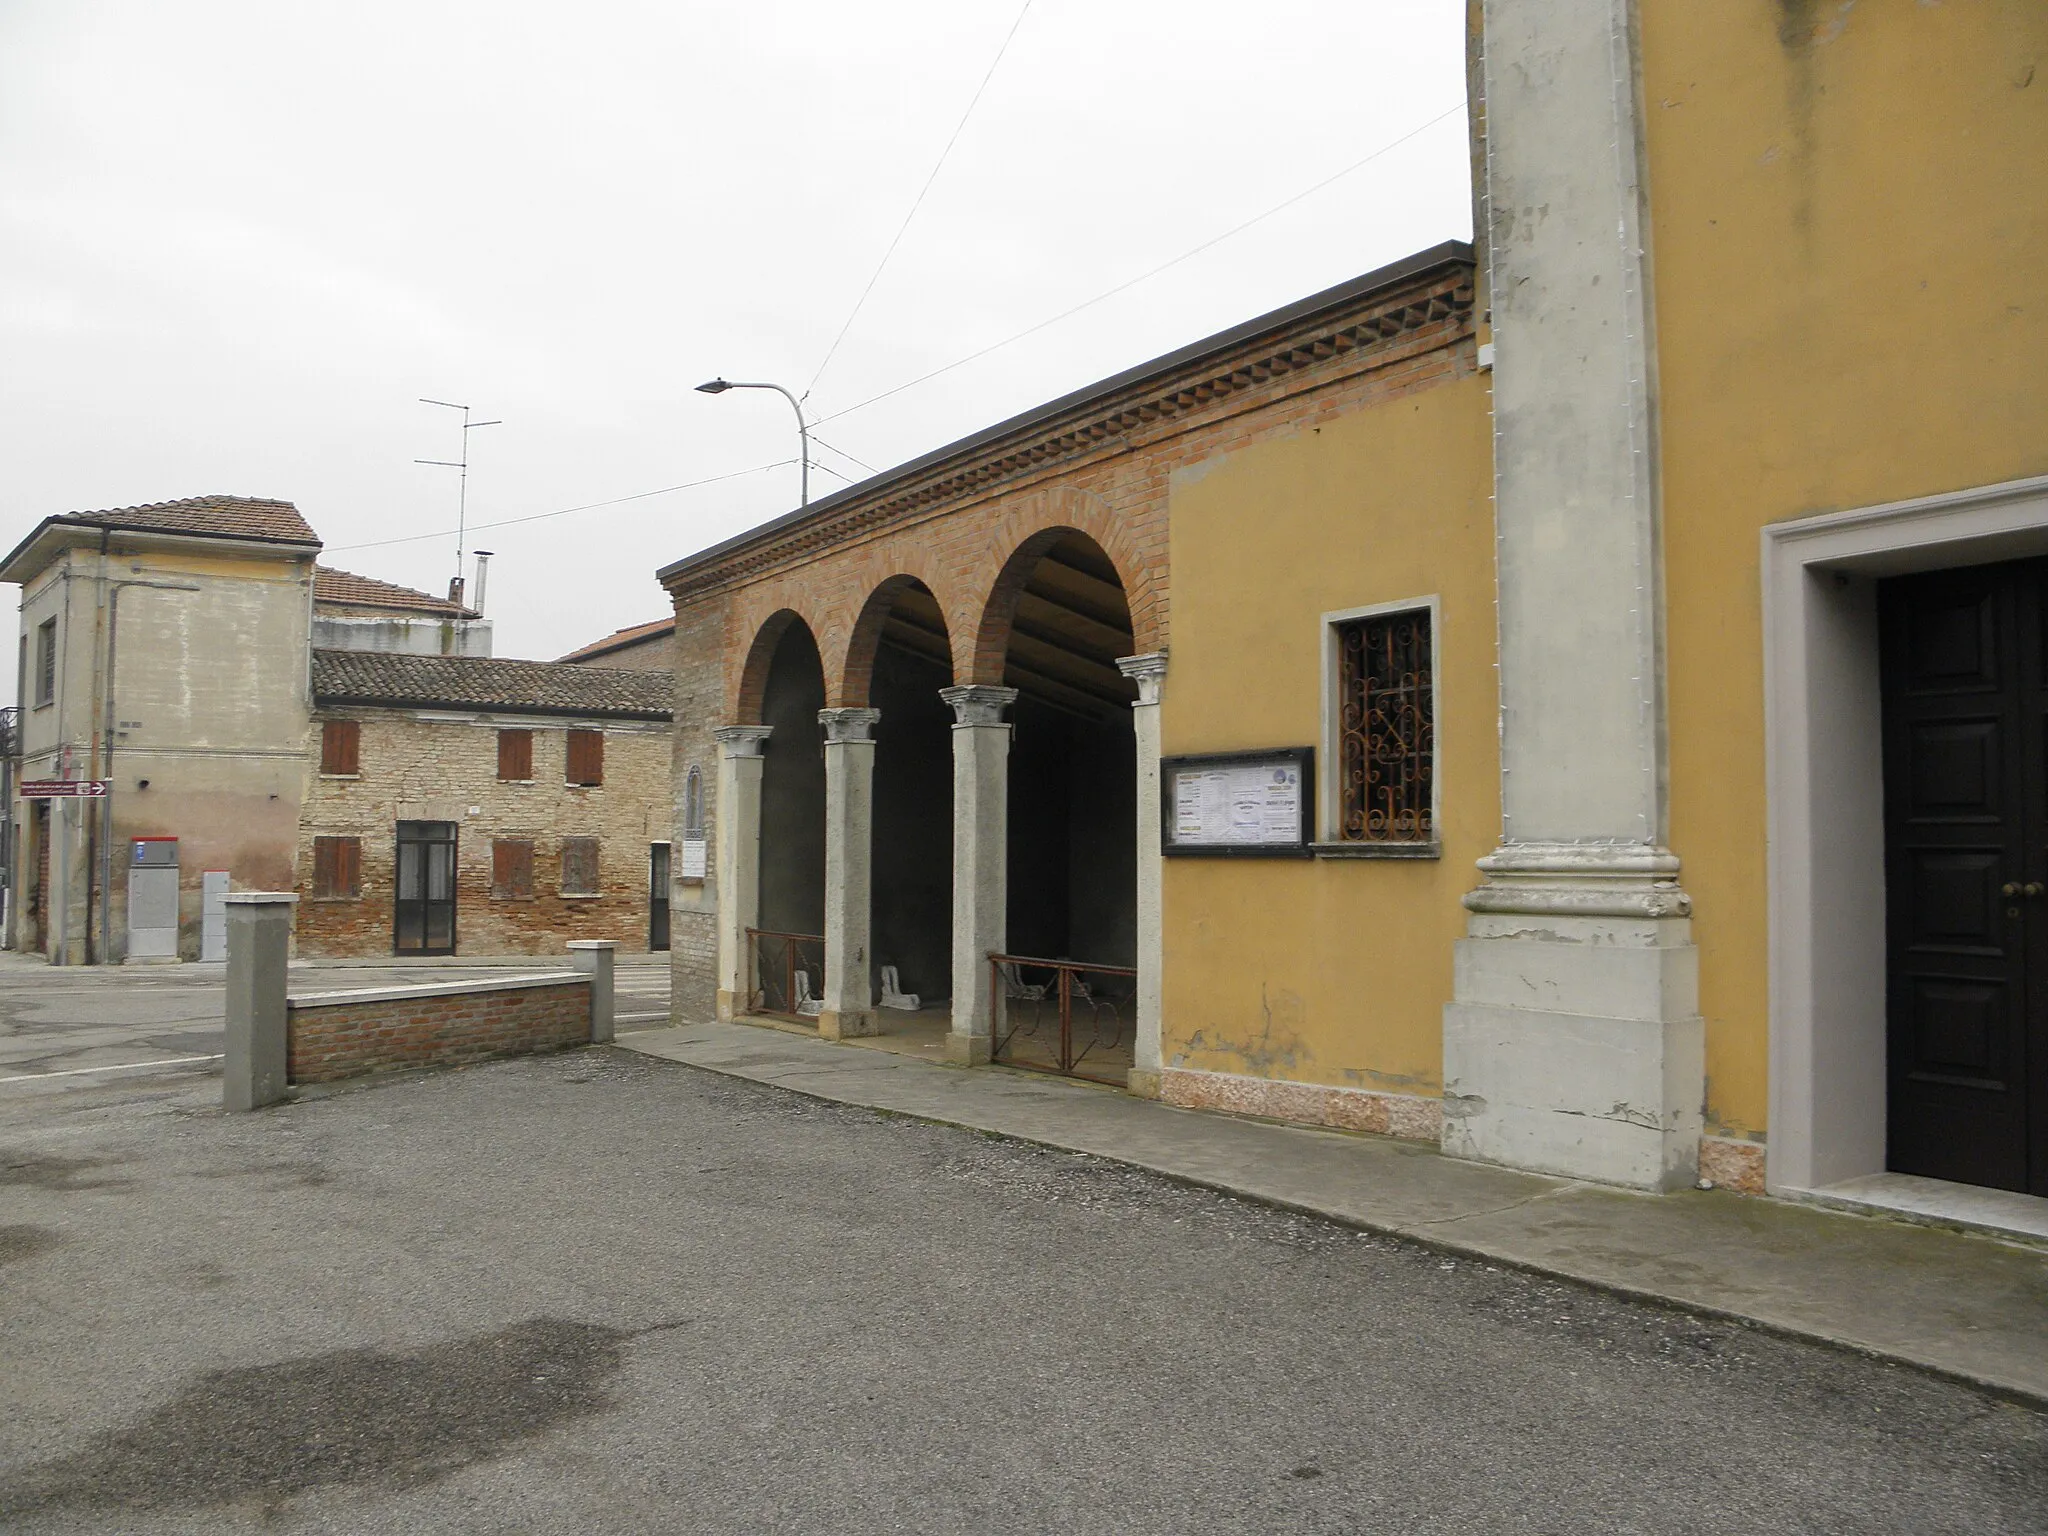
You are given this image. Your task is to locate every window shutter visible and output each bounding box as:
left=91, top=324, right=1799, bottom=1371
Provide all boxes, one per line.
left=566, top=729, right=604, bottom=786
left=498, top=729, right=533, bottom=781
left=321, top=720, right=360, bottom=776
left=492, top=839, right=534, bottom=898
left=560, top=837, right=599, bottom=895
left=312, top=837, right=336, bottom=897
left=338, top=837, right=360, bottom=898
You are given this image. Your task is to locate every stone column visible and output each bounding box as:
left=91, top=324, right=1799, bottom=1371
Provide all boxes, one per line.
left=712, top=725, right=772, bottom=1021
left=568, top=939, right=617, bottom=1043
left=1443, top=0, right=1702, bottom=1190
left=1117, top=652, right=1168, bottom=1097
left=816, top=707, right=881, bottom=1040
left=941, top=685, right=1017, bottom=1065
left=223, top=892, right=295, bottom=1112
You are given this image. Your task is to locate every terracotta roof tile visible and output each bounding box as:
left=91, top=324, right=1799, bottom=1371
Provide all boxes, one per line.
left=59, top=495, right=320, bottom=546
left=315, top=566, right=476, bottom=617
left=311, top=648, right=673, bottom=720
left=556, top=616, right=675, bottom=663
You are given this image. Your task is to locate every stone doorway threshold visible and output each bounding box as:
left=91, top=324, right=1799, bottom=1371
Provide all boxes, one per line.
left=1793, top=1172, right=2048, bottom=1246
left=616, top=1019, right=2048, bottom=1408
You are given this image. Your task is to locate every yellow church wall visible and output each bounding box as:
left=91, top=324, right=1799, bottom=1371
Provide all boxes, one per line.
left=1159, top=366, right=1495, bottom=1103
left=1642, top=1, right=2048, bottom=1139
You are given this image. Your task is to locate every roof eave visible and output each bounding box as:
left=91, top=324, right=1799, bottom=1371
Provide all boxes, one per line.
left=2, top=517, right=324, bottom=584
left=655, top=238, right=1474, bottom=587
left=312, top=691, right=671, bottom=723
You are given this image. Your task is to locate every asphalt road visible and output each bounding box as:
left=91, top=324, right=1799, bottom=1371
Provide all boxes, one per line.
left=2, top=1008, right=2044, bottom=1535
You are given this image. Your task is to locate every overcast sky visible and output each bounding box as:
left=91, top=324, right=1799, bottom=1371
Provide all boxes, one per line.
left=2, top=0, right=1471, bottom=672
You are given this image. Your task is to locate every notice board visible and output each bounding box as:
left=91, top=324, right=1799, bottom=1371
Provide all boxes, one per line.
left=1161, top=747, right=1313, bottom=857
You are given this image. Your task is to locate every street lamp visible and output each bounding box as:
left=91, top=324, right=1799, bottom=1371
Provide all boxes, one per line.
left=695, top=378, right=811, bottom=508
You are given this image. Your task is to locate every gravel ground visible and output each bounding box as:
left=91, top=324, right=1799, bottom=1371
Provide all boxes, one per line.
left=2, top=1046, right=2044, bottom=1534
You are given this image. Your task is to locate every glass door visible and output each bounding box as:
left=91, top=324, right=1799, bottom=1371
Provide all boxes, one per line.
left=394, top=821, right=458, bottom=956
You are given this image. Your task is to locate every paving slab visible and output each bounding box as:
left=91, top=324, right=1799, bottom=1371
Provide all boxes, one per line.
left=618, top=1019, right=2048, bottom=1406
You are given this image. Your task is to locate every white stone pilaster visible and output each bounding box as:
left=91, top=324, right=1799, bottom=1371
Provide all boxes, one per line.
left=1446, top=0, right=1702, bottom=1190
left=1117, top=652, right=1168, bottom=1097
left=817, top=707, right=880, bottom=1040
left=940, top=685, right=1016, bottom=1065
left=712, top=725, right=771, bottom=1021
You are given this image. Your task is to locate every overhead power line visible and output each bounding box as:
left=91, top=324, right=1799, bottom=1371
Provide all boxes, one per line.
left=803, top=0, right=1037, bottom=402
left=809, top=101, right=1469, bottom=430
left=326, top=459, right=797, bottom=553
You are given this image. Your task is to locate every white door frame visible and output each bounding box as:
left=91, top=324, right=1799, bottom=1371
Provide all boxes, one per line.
left=1763, top=473, right=2048, bottom=1192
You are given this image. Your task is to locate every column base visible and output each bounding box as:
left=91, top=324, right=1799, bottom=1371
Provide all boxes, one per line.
left=816, top=1008, right=879, bottom=1041
left=1125, top=1067, right=1162, bottom=1099
left=944, top=1031, right=991, bottom=1066
left=715, top=988, right=741, bottom=1023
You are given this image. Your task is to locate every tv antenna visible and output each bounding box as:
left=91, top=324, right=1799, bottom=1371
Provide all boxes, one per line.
left=415, top=398, right=502, bottom=582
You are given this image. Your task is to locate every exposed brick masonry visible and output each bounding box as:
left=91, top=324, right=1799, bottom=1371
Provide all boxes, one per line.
left=287, top=979, right=590, bottom=1082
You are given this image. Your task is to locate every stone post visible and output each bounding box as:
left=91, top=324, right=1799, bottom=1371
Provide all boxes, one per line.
left=223, top=892, right=295, bottom=1112
left=1117, top=652, right=1168, bottom=1097
left=816, top=706, right=881, bottom=1040
left=941, top=684, right=1017, bottom=1065
left=568, top=939, right=618, bottom=1043
left=1443, top=0, right=1702, bottom=1190
left=712, top=725, right=772, bottom=1020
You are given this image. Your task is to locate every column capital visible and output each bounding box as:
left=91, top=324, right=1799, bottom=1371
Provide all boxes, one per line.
left=713, top=725, right=774, bottom=758
left=818, top=706, right=881, bottom=743
left=938, top=685, right=1018, bottom=726
left=1116, top=650, right=1168, bottom=706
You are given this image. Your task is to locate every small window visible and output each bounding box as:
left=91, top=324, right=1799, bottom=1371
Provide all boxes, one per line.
left=1331, top=604, right=1435, bottom=845
left=35, top=618, right=56, bottom=707
left=311, top=836, right=362, bottom=899
left=566, top=728, right=604, bottom=787
left=320, top=719, right=361, bottom=776
left=497, top=728, right=533, bottom=781
left=560, top=836, right=600, bottom=896
left=492, top=839, right=535, bottom=899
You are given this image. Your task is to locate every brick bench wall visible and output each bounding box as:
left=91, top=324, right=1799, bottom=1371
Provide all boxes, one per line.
left=287, top=974, right=592, bottom=1083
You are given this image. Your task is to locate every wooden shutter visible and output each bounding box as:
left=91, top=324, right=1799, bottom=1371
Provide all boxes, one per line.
left=312, top=836, right=360, bottom=898
left=566, top=728, right=604, bottom=786
left=492, top=839, right=534, bottom=898
left=497, top=728, right=533, bottom=781
left=560, top=837, right=599, bottom=895
left=321, top=720, right=360, bottom=776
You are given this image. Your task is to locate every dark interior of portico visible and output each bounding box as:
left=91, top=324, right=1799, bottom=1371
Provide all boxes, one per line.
left=757, top=621, right=826, bottom=953
left=1002, top=533, right=1139, bottom=971
left=867, top=581, right=954, bottom=1007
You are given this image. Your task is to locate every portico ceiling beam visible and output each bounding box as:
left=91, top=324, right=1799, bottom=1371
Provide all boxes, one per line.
left=1012, top=592, right=1135, bottom=657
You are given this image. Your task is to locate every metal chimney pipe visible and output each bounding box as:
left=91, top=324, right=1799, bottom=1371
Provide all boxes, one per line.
left=471, top=550, right=493, bottom=616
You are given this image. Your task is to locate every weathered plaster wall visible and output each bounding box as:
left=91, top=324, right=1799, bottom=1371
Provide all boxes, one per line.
left=1160, top=367, right=1494, bottom=1095
left=1644, top=0, right=2048, bottom=1143
left=295, top=711, right=669, bottom=956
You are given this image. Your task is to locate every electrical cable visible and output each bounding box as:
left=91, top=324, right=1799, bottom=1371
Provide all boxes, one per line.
left=809, top=101, right=1468, bottom=430
left=803, top=0, right=1036, bottom=401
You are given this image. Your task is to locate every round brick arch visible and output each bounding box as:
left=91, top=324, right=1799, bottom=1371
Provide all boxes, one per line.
left=835, top=574, right=956, bottom=709
left=969, top=533, right=1155, bottom=689
left=732, top=606, right=824, bottom=726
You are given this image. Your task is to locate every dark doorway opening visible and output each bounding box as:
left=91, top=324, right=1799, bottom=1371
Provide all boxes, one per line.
left=756, top=621, right=826, bottom=1013
left=649, top=842, right=671, bottom=952
left=868, top=583, right=954, bottom=1014
left=394, top=820, right=458, bottom=956
left=1879, top=556, right=2048, bottom=1195
left=995, top=532, right=1138, bottom=1080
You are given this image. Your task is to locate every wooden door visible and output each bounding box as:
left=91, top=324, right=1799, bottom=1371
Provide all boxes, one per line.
left=649, top=843, right=671, bottom=952
left=1880, top=559, right=2048, bottom=1195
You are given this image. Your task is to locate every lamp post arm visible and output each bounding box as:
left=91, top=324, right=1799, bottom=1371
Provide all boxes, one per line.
left=724, top=380, right=811, bottom=508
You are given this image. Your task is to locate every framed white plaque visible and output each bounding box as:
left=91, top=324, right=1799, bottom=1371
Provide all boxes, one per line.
left=1161, top=747, right=1313, bottom=857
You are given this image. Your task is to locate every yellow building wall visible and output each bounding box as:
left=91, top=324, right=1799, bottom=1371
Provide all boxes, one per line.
left=1160, top=369, right=1495, bottom=1094
left=1644, top=2, right=2048, bottom=1138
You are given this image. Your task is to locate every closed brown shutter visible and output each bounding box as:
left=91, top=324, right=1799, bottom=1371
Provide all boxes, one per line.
left=492, top=839, right=535, bottom=898
left=320, top=720, right=360, bottom=776
left=566, top=728, right=604, bottom=786
left=497, top=728, right=533, bottom=781
left=312, top=836, right=361, bottom=898
left=560, top=837, right=599, bottom=895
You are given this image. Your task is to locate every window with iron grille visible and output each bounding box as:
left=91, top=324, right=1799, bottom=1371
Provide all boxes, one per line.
left=1333, top=606, right=1434, bottom=844
left=35, top=618, right=57, bottom=707
left=492, top=839, right=535, bottom=899
left=311, top=836, right=362, bottom=899
left=566, top=728, right=604, bottom=787
left=320, top=719, right=360, bottom=776
left=497, top=728, right=533, bottom=781
left=560, top=836, right=600, bottom=896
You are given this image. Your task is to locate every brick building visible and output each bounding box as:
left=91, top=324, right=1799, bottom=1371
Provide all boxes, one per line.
left=297, top=649, right=673, bottom=958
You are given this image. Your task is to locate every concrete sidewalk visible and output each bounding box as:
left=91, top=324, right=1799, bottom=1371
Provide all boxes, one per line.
left=618, top=1019, right=2048, bottom=1406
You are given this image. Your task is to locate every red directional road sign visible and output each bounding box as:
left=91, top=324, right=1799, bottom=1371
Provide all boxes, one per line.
left=20, top=780, right=108, bottom=798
